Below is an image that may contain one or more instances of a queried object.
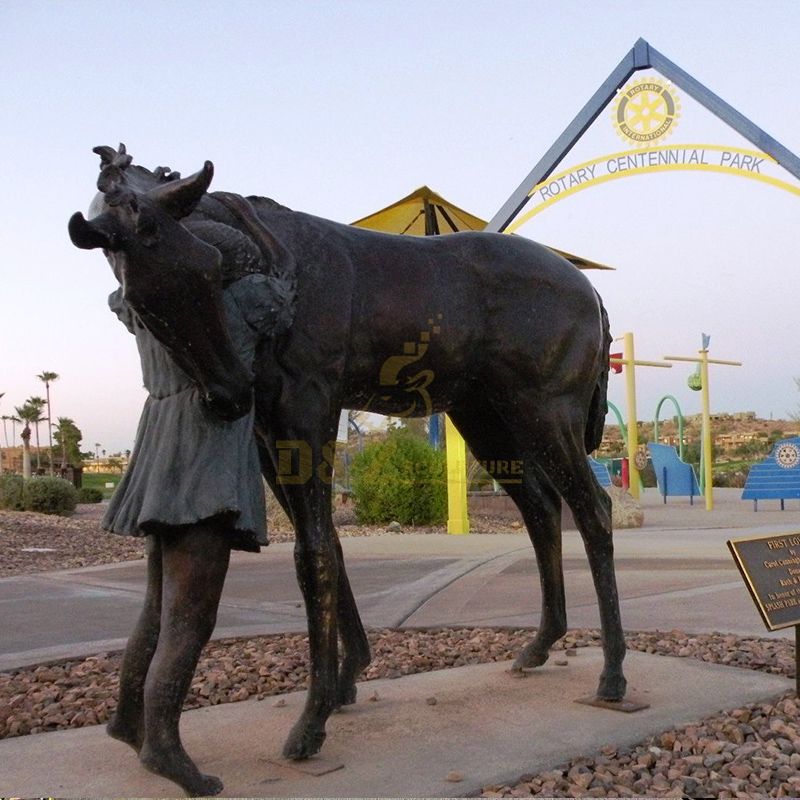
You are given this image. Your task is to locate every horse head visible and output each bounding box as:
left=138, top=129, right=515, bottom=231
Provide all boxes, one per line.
left=69, top=145, right=253, bottom=421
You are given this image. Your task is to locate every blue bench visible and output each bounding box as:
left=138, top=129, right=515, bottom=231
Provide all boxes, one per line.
left=647, top=442, right=701, bottom=504
left=588, top=456, right=612, bottom=488
left=742, top=436, right=800, bottom=511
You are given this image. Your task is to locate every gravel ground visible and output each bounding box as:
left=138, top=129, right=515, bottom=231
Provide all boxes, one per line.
left=0, top=626, right=797, bottom=797
left=0, top=507, right=146, bottom=577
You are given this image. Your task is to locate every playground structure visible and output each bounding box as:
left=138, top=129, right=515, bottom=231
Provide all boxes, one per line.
left=663, top=346, right=742, bottom=510
left=604, top=336, right=741, bottom=509
left=588, top=456, right=612, bottom=488
left=608, top=333, right=671, bottom=499
left=653, top=395, right=686, bottom=461
left=647, top=442, right=701, bottom=504
left=742, top=436, right=800, bottom=510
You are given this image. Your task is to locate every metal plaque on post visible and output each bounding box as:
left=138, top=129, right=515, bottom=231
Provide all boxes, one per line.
left=728, top=531, right=800, bottom=695
left=728, top=532, right=800, bottom=630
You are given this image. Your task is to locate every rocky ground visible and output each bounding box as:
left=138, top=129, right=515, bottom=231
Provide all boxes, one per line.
left=2, top=507, right=799, bottom=797
left=0, top=506, right=146, bottom=577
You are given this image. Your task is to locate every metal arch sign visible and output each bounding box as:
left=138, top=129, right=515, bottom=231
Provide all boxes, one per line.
left=505, top=73, right=799, bottom=231
left=487, top=39, right=800, bottom=235
left=507, top=143, right=800, bottom=230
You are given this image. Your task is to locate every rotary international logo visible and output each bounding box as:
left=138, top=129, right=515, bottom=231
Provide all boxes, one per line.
left=613, top=78, right=681, bottom=146
left=776, top=443, right=800, bottom=470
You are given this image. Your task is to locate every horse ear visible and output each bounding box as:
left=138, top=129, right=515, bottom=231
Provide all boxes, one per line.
left=68, top=212, right=116, bottom=250
left=147, top=161, right=214, bottom=220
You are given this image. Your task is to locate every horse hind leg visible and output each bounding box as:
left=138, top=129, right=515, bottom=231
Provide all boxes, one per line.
left=522, top=402, right=626, bottom=701
left=447, top=405, right=567, bottom=672
left=504, top=468, right=568, bottom=671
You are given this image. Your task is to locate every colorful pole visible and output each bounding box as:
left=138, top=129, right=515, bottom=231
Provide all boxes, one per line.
left=664, top=349, right=742, bottom=510
left=623, top=333, right=640, bottom=497
left=445, top=415, right=469, bottom=534
left=610, top=333, right=672, bottom=499
left=700, top=350, right=713, bottom=510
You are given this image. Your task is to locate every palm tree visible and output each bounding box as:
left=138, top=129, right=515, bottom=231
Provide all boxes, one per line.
left=9, top=415, right=20, bottom=447
left=1, top=415, right=10, bottom=447
left=26, top=396, right=47, bottom=472
left=54, top=416, right=82, bottom=468
left=37, top=371, right=59, bottom=475
left=15, top=403, right=39, bottom=479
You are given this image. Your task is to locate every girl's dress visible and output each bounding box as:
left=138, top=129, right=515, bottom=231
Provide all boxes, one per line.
left=102, top=274, right=275, bottom=552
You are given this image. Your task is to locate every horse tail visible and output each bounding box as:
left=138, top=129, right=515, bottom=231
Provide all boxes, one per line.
left=585, top=290, right=611, bottom=454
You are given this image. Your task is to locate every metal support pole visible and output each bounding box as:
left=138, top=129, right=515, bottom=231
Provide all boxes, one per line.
left=624, top=333, right=640, bottom=499
left=700, top=350, right=714, bottom=511
left=796, top=624, right=800, bottom=698
left=445, top=415, right=469, bottom=534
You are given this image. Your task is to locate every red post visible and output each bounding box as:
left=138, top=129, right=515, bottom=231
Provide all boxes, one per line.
left=621, top=457, right=630, bottom=490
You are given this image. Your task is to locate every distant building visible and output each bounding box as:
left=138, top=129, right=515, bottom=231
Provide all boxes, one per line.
left=0, top=448, right=128, bottom=475
left=83, top=457, right=128, bottom=474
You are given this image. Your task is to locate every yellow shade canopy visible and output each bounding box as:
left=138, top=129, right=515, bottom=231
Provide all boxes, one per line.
left=352, top=185, right=614, bottom=270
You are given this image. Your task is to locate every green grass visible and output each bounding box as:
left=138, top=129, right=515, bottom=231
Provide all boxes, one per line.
left=714, top=459, right=757, bottom=473
left=81, top=472, right=121, bottom=500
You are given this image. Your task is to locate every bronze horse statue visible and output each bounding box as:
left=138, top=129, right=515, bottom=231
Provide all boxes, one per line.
left=69, top=145, right=626, bottom=796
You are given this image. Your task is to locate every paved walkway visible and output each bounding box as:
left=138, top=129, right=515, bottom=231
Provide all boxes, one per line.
left=1, top=488, right=799, bottom=797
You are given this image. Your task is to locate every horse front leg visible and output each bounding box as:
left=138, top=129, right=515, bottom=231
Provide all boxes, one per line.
left=277, top=438, right=341, bottom=760
left=332, top=534, right=371, bottom=706
left=258, top=440, right=371, bottom=711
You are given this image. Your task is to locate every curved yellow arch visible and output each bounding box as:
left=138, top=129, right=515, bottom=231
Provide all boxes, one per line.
left=506, top=144, right=800, bottom=233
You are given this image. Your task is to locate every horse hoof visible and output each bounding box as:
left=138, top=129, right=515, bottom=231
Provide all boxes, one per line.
left=597, top=673, right=627, bottom=701
left=282, top=724, right=326, bottom=760
left=512, top=649, right=549, bottom=670
left=194, top=773, right=224, bottom=797
left=106, top=717, right=142, bottom=753
left=336, top=682, right=358, bottom=707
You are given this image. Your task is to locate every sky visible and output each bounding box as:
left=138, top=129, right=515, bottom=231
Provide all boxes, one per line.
left=1, top=0, right=799, bottom=455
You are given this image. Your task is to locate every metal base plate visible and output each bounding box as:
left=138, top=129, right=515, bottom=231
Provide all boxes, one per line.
left=266, top=756, right=345, bottom=776
left=574, top=694, right=650, bottom=713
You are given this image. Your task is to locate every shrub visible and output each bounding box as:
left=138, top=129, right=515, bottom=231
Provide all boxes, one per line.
left=78, top=486, right=104, bottom=504
left=713, top=466, right=750, bottom=488
left=0, top=474, right=25, bottom=510
left=23, top=476, right=78, bottom=516
left=351, top=427, right=446, bottom=525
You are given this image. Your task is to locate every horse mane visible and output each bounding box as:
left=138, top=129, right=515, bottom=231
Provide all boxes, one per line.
left=194, top=192, right=297, bottom=338
left=90, top=145, right=297, bottom=336
left=245, top=194, right=292, bottom=214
